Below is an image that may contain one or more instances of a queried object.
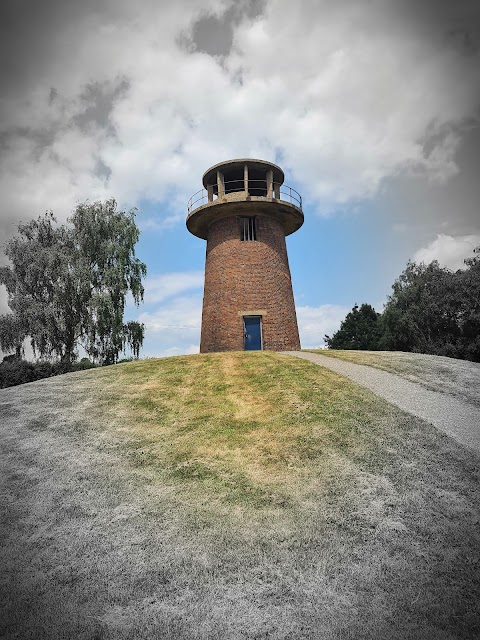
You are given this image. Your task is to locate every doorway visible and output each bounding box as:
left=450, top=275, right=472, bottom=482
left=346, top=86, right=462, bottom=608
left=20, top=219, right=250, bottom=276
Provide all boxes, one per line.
left=244, top=316, right=262, bottom=350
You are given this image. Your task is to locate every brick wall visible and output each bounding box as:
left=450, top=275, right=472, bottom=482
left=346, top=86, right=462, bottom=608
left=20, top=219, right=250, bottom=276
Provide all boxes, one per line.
left=200, top=213, right=301, bottom=352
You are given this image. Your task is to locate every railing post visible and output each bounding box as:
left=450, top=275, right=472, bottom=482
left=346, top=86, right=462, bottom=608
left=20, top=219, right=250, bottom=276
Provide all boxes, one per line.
left=244, top=164, right=249, bottom=195
left=266, top=170, right=273, bottom=197
left=217, top=171, right=225, bottom=198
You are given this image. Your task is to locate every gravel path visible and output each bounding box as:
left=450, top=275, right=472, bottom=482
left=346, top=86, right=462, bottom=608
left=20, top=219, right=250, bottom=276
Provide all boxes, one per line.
left=285, top=351, right=480, bottom=455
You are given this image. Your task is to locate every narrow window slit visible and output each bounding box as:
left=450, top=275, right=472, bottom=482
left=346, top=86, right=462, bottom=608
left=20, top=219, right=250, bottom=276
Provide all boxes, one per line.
left=240, top=217, right=256, bottom=241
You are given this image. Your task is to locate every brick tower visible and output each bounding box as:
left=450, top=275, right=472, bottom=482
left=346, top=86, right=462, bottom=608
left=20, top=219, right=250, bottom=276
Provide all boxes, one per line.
left=187, top=159, right=303, bottom=352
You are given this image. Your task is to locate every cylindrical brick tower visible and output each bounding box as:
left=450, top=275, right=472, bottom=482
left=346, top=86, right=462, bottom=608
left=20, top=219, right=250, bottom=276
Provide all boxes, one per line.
left=187, top=159, right=303, bottom=352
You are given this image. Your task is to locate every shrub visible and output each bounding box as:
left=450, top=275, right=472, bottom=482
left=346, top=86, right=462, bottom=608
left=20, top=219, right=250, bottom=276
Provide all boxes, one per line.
left=0, top=357, right=97, bottom=389
left=0, top=359, right=37, bottom=388
left=73, top=358, right=97, bottom=370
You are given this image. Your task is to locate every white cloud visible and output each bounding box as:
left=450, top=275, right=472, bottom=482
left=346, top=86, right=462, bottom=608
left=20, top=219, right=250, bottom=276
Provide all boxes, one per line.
left=297, top=304, right=350, bottom=348
left=138, top=214, right=184, bottom=234
left=152, top=344, right=199, bottom=358
left=143, top=271, right=204, bottom=304
left=128, top=269, right=204, bottom=356
left=1, top=0, right=479, bottom=239
left=138, top=294, right=202, bottom=357
left=413, top=233, right=480, bottom=270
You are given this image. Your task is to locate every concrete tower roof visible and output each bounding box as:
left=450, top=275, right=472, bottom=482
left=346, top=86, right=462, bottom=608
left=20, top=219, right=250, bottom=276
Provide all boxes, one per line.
left=202, top=158, right=284, bottom=188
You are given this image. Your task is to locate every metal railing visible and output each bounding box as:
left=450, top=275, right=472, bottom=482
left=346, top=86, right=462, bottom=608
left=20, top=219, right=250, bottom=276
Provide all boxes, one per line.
left=187, top=180, right=302, bottom=214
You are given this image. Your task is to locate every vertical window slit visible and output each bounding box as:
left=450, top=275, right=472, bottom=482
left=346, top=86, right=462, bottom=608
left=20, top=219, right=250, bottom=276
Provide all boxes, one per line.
left=240, top=217, right=256, bottom=241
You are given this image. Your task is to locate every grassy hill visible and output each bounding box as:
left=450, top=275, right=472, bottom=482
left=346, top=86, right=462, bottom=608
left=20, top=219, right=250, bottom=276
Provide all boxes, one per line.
left=1, top=351, right=479, bottom=639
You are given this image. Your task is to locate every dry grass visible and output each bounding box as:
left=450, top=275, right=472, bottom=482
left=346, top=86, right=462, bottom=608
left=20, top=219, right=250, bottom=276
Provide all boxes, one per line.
left=1, top=352, right=479, bottom=639
left=312, top=349, right=480, bottom=407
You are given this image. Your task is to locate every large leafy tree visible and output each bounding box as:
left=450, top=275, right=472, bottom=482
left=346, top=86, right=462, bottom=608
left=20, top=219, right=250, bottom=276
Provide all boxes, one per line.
left=458, top=247, right=480, bottom=361
left=381, top=260, right=463, bottom=357
left=325, top=303, right=381, bottom=350
left=377, top=248, right=480, bottom=361
left=69, top=200, right=146, bottom=364
left=0, top=211, right=68, bottom=360
left=0, top=199, right=146, bottom=365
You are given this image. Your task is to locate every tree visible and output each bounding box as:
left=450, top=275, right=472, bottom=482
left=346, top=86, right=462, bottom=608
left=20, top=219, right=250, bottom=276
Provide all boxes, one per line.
left=0, top=211, right=68, bottom=360
left=0, top=199, right=146, bottom=365
left=69, top=200, right=147, bottom=364
left=325, top=303, right=381, bottom=350
left=381, top=260, right=461, bottom=356
left=0, top=313, right=27, bottom=359
left=448, top=247, right=480, bottom=361
left=380, top=249, right=480, bottom=361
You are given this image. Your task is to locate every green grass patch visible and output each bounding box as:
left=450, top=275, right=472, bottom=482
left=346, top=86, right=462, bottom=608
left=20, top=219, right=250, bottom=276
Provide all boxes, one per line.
left=88, top=352, right=395, bottom=510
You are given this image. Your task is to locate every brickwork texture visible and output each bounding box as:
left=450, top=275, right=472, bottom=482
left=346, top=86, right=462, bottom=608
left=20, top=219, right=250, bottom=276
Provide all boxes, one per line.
left=200, top=213, right=301, bottom=352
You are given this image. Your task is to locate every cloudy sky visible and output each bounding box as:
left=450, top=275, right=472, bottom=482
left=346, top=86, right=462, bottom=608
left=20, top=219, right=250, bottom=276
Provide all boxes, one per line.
left=1, top=0, right=479, bottom=357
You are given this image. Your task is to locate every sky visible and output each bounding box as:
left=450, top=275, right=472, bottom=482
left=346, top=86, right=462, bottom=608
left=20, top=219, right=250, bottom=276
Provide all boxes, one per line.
left=0, top=0, right=479, bottom=358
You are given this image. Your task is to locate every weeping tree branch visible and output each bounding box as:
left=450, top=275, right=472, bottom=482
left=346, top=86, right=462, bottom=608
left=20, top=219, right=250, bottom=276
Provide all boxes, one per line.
left=0, top=199, right=147, bottom=365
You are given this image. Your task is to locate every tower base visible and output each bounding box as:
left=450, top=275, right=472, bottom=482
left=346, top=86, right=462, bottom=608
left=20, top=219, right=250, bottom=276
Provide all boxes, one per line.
left=200, top=214, right=301, bottom=353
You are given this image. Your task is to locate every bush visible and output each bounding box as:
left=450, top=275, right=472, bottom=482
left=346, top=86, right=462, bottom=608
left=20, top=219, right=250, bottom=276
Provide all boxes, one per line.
left=0, top=357, right=97, bottom=389
left=0, top=359, right=37, bottom=388
left=73, top=358, right=97, bottom=370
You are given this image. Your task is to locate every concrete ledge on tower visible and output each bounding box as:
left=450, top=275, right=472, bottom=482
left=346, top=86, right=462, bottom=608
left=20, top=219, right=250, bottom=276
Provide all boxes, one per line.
left=186, top=158, right=304, bottom=240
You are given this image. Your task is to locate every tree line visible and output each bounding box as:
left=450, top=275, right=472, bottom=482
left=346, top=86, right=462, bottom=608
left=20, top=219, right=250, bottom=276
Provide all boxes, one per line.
left=0, top=199, right=146, bottom=387
left=325, top=246, right=480, bottom=362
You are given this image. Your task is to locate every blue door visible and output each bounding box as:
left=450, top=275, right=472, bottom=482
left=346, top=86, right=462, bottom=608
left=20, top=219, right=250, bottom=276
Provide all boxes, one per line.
left=244, top=316, right=262, bottom=350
